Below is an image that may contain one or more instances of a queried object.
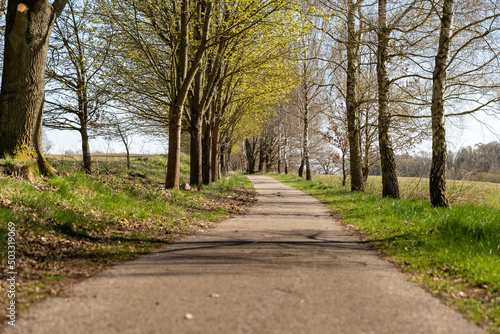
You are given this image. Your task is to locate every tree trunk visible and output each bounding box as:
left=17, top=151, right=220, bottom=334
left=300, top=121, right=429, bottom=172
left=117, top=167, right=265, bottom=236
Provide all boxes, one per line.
left=265, top=148, right=273, bottom=172
left=283, top=138, right=288, bottom=174
left=190, top=114, right=203, bottom=189
left=189, top=63, right=204, bottom=189
left=342, top=152, right=347, bottom=186
left=0, top=1, right=66, bottom=176
left=377, top=0, right=400, bottom=199
left=346, top=0, right=365, bottom=192
left=166, top=103, right=183, bottom=189
left=362, top=111, right=370, bottom=183
left=258, top=138, right=264, bottom=173
left=430, top=0, right=455, bottom=208
left=190, top=118, right=203, bottom=188
left=202, top=113, right=212, bottom=186
left=81, top=126, right=92, bottom=173
left=211, top=115, right=220, bottom=182
left=303, top=111, right=312, bottom=181
left=225, top=150, right=231, bottom=175
left=117, top=123, right=131, bottom=169
left=125, top=146, right=130, bottom=169
left=277, top=133, right=282, bottom=174
left=220, top=142, right=227, bottom=177
left=298, top=156, right=304, bottom=177
left=245, top=138, right=256, bottom=174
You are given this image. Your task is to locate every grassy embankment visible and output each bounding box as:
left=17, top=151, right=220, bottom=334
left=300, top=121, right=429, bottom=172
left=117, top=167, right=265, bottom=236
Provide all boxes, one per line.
left=0, top=154, right=255, bottom=317
left=270, top=173, right=500, bottom=333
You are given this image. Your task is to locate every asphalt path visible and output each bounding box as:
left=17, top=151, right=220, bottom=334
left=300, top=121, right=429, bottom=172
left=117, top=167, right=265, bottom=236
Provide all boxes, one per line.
left=5, top=175, right=484, bottom=334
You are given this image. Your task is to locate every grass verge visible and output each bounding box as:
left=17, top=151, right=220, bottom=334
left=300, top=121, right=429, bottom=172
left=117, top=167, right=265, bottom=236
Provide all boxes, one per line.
left=270, top=173, right=500, bottom=333
left=0, top=154, right=255, bottom=323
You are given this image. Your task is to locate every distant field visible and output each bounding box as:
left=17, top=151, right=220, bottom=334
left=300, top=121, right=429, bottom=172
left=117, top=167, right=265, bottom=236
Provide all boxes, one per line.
left=45, top=153, right=190, bottom=185
left=46, top=153, right=145, bottom=160
left=315, top=174, right=500, bottom=209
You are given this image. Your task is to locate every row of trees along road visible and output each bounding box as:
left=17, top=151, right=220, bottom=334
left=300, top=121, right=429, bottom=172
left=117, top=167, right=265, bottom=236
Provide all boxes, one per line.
left=241, top=0, right=500, bottom=207
left=0, top=0, right=303, bottom=188
left=310, top=0, right=500, bottom=207
left=0, top=0, right=499, bottom=208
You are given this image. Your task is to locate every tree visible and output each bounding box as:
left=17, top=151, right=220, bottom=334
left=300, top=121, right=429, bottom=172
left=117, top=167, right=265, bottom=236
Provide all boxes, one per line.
left=319, top=117, right=349, bottom=185
left=289, top=44, right=327, bottom=181
left=101, top=114, right=135, bottom=169
left=99, top=0, right=297, bottom=188
left=376, top=0, right=399, bottom=198
left=245, top=137, right=258, bottom=174
left=45, top=0, right=110, bottom=173
left=0, top=0, right=68, bottom=175
left=345, top=0, right=365, bottom=191
left=165, top=0, right=213, bottom=189
left=99, top=0, right=213, bottom=188
left=204, top=5, right=302, bottom=180
left=430, top=0, right=455, bottom=208
left=451, top=142, right=500, bottom=177
left=373, top=0, right=428, bottom=198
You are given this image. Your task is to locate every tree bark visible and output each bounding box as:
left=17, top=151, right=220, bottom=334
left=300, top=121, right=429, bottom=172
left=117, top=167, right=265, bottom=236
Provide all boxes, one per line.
left=283, top=137, right=288, bottom=174
left=125, top=147, right=130, bottom=169
left=166, top=102, right=183, bottom=189
left=123, top=142, right=131, bottom=170
left=189, top=56, right=204, bottom=189
left=430, top=0, right=455, bottom=208
left=377, top=0, right=400, bottom=198
left=342, top=152, right=347, bottom=186
left=202, top=112, right=212, bottom=186
left=211, top=115, right=220, bottom=182
left=116, top=122, right=131, bottom=169
left=298, top=156, right=304, bottom=177
left=303, top=107, right=312, bottom=181
left=346, top=0, right=365, bottom=191
left=258, top=138, right=264, bottom=173
left=220, top=142, right=227, bottom=178
left=277, top=133, right=282, bottom=174
left=190, top=115, right=203, bottom=188
left=245, top=138, right=256, bottom=174
left=0, top=1, right=67, bottom=176
left=81, top=126, right=92, bottom=173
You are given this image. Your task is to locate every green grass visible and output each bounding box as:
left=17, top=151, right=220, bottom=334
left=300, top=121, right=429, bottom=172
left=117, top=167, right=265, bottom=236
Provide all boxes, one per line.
left=0, top=154, right=254, bottom=316
left=270, top=173, right=500, bottom=333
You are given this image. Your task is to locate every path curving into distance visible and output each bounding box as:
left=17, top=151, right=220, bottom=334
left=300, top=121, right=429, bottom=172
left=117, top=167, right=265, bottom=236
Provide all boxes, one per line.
left=5, top=175, right=484, bottom=334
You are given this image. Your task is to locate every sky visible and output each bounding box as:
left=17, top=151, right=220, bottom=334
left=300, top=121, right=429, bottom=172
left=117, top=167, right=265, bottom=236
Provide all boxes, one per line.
left=45, top=129, right=166, bottom=155
left=45, top=111, right=500, bottom=156
left=418, top=111, right=500, bottom=153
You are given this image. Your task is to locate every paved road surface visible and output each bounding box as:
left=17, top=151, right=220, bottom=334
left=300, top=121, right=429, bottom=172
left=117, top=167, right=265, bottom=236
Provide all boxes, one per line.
left=5, top=176, right=484, bottom=334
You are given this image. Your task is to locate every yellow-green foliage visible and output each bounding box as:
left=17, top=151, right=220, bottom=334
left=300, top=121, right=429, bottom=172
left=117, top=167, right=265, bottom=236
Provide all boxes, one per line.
left=220, top=1, right=310, bottom=142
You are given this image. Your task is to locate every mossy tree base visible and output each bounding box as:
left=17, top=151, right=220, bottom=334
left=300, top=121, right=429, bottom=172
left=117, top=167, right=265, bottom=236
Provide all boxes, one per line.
left=36, top=152, right=57, bottom=177
left=1, top=145, right=56, bottom=179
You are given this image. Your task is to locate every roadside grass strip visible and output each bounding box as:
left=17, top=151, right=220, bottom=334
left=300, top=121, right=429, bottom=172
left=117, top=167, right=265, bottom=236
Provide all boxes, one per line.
left=0, top=154, right=255, bottom=324
left=270, top=173, right=500, bottom=333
